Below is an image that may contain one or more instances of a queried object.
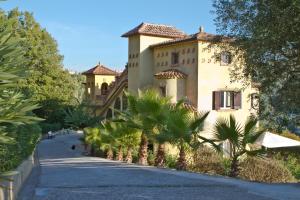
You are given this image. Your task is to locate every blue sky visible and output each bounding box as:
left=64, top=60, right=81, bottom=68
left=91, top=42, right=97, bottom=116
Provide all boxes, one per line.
left=1, top=0, right=216, bottom=72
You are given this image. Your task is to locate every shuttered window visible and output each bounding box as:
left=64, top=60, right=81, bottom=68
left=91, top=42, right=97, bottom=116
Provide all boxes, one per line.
left=212, top=91, right=242, bottom=110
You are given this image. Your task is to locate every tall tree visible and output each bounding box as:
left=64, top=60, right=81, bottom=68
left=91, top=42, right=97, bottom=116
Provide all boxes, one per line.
left=213, top=0, right=300, bottom=130
left=0, top=14, right=42, bottom=143
left=2, top=9, right=79, bottom=129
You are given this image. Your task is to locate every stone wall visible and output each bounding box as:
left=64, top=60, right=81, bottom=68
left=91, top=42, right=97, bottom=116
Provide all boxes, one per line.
left=0, top=150, right=37, bottom=200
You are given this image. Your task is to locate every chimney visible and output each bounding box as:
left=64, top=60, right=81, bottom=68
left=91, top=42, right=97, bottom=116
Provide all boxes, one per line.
left=199, top=26, right=204, bottom=33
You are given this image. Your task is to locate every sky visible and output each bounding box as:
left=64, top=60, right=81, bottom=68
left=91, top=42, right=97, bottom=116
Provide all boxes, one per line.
left=1, top=0, right=216, bottom=72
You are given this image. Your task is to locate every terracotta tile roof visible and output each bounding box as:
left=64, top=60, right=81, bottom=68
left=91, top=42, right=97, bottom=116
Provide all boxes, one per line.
left=82, top=64, right=119, bottom=76
left=122, top=22, right=187, bottom=38
left=154, top=69, right=187, bottom=79
left=150, top=32, right=232, bottom=48
left=170, top=102, right=198, bottom=113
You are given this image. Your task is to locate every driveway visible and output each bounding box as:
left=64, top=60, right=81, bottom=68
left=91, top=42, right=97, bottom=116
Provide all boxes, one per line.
left=18, top=133, right=300, bottom=200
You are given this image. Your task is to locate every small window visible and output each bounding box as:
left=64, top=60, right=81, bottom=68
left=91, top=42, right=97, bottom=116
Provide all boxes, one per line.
left=213, top=91, right=242, bottom=110
left=187, top=59, right=190, bottom=64
left=192, top=48, right=195, bottom=53
left=136, top=53, right=139, bottom=58
left=182, top=59, right=185, bottom=64
left=129, top=54, right=131, bottom=59
left=136, top=62, right=138, bottom=67
left=160, top=86, right=166, bottom=97
left=221, top=51, right=232, bottom=65
left=161, top=52, right=164, bottom=57
left=166, top=52, right=168, bottom=56
left=165, top=61, right=168, bottom=66
left=182, top=49, right=185, bottom=54
left=157, top=62, right=160, bottom=67
left=187, top=48, right=190, bottom=53
left=157, top=53, right=160, bottom=57
left=132, top=54, right=135, bottom=59
left=192, top=58, right=195, bottom=63
left=161, top=62, right=164, bottom=66
left=171, top=52, right=179, bottom=65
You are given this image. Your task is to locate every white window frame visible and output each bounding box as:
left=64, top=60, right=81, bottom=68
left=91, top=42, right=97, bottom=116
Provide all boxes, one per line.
left=221, top=91, right=232, bottom=109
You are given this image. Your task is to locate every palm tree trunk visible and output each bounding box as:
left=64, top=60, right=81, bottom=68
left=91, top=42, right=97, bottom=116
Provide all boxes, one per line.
left=106, top=147, right=113, bottom=160
left=125, top=146, right=133, bottom=163
left=229, top=156, right=239, bottom=177
left=117, top=145, right=123, bottom=161
left=176, top=144, right=187, bottom=170
left=154, top=143, right=165, bottom=167
left=138, top=132, right=148, bottom=165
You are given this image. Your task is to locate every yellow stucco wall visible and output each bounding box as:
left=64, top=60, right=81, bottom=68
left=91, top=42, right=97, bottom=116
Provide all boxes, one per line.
left=127, top=35, right=172, bottom=95
left=153, top=42, right=198, bottom=105
left=85, top=74, right=116, bottom=101
left=197, top=41, right=257, bottom=138
left=94, top=75, right=116, bottom=95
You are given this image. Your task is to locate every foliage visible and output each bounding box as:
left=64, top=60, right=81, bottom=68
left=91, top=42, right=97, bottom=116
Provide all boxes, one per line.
left=40, top=122, right=62, bottom=133
left=64, top=103, right=101, bottom=130
left=0, top=123, right=41, bottom=173
left=279, top=130, right=300, bottom=141
left=213, top=0, right=300, bottom=130
left=117, top=89, right=171, bottom=165
left=212, top=115, right=264, bottom=177
left=189, top=146, right=226, bottom=175
left=147, top=150, right=155, bottom=166
left=270, top=150, right=300, bottom=180
left=0, top=9, right=83, bottom=128
left=160, top=101, right=209, bottom=170
left=165, top=154, right=177, bottom=169
left=239, top=157, right=296, bottom=183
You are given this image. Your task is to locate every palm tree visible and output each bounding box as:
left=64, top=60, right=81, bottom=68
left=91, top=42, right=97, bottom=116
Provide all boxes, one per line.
left=83, top=127, right=101, bottom=156
left=212, top=114, right=264, bottom=177
left=163, top=102, right=209, bottom=170
left=118, top=89, right=170, bottom=165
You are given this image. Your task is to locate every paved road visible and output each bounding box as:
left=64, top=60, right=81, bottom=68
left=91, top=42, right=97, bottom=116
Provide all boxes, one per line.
left=18, top=133, right=300, bottom=200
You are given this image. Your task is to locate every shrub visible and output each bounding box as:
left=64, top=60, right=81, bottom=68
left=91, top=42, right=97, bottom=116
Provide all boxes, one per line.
left=0, top=124, right=41, bottom=173
left=272, top=151, right=300, bottom=180
left=189, top=147, right=226, bottom=175
left=147, top=150, right=155, bottom=166
left=239, top=157, right=296, bottom=183
left=165, top=154, right=177, bottom=169
left=40, top=122, right=61, bottom=134
left=280, top=130, right=300, bottom=141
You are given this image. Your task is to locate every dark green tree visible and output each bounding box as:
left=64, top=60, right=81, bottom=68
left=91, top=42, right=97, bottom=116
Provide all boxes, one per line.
left=2, top=9, right=80, bottom=130
left=213, top=0, right=300, bottom=130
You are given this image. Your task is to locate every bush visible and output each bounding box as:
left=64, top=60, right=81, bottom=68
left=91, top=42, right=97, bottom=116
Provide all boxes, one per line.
left=0, top=124, right=41, bottom=173
left=271, top=151, right=300, bottom=180
left=189, top=147, right=226, bottom=175
left=280, top=130, right=300, bottom=141
left=239, top=157, right=296, bottom=183
left=165, top=154, right=177, bottom=169
left=147, top=150, right=155, bottom=166
left=40, top=122, right=62, bottom=134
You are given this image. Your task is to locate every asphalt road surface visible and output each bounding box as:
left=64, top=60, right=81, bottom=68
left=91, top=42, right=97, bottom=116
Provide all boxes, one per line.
left=18, top=133, right=300, bottom=200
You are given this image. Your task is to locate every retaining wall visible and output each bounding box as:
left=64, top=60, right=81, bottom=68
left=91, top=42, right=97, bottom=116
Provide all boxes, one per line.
left=0, top=150, right=37, bottom=200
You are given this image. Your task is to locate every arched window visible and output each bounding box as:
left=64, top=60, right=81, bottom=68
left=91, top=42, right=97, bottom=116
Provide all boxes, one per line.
left=106, top=108, right=113, bottom=119
left=122, top=93, right=128, bottom=110
left=101, top=82, right=108, bottom=95
left=114, top=97, right=121, bottom=110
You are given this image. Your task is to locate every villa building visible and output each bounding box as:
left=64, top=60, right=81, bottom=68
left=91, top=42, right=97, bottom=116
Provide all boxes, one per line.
left=83, top=22, right=259, bottom=134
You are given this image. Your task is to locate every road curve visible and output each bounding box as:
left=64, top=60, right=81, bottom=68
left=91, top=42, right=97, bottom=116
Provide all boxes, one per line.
left=18, top=133, right=300, bottom=200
